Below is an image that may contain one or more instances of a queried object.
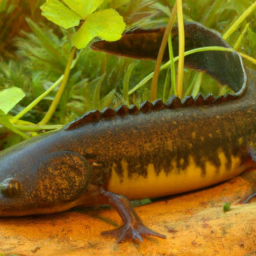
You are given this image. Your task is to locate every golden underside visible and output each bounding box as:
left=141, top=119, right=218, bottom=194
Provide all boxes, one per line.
left=0, top=151, right=248, bottom=216
left=107, top=151, right=246, bottom=199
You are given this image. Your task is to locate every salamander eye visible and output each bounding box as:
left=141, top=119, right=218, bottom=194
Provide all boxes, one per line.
left=0, top=178, right=22, bottom=198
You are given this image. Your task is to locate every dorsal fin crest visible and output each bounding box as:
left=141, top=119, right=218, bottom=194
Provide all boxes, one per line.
left=226, top=93, right=236, bottom=100
left=101, top=107, right=116, bottom=118
left=116, top=105, right=129, bottom=116
left=182, top=96, right=194, bottom=106
left=65, top=93, right=240, bottom=131
left=66, top=110, right=101, bottom=130
left=204, top=94, right=215, bottom=104
left=166, top=95, right=181, bottom=109
left=140, top=101, right=152, bottom=113
left=152, top=99, right=165, bottom=110
left=194, top=93, right=204, bottom=105
left=213, top=95, right=225, bottom=104
left=128, top=104, right=139, bottom=114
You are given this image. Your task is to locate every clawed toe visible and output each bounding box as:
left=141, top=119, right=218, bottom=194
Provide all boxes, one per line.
left=98, top=189, right=166, bottom=243
left=101, top=223, right=166, bottom=243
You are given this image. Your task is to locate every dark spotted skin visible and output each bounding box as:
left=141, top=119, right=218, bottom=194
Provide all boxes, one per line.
left=0, top=22, right=255, bottom=242
left=0, top=69, right=255, bottom=241
left=0, top=68, right=255, bottom=203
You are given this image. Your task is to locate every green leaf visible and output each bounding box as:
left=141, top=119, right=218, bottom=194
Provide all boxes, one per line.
left=62, top=0, right=104, bottom=19
left=123, top=62, right=136, bottom=106
left=92, top=73, right=106, bottom=110
left=0, top=0, right=7, bottom=13
left=40, top=0, right=81, bottom=29
left=0, top=88, right=25, bottom=114
left=0, top=116, right=30, bottom=140
left=26, top=18, right=66, bottom=65
left=72, top=9, right=126, bottom=49
left=101, top=89, right=116, bottom=108
left=87, top=9, right=126, bottom=41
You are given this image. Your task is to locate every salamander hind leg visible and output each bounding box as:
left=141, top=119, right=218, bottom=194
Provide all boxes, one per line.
left=90, top=186, right=166, bottom=243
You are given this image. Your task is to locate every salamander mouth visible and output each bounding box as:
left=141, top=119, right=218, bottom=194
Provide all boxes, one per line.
left=0, top=192, right=84, bottom=217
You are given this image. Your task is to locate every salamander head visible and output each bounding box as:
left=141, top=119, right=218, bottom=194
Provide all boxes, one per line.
left=0, top=149, right=91, bottom=216
left=0, top=147, right=34, bottom=215
left=0, top=150, right=44, bottom=216
left=0, top=177, right=30, bottom=216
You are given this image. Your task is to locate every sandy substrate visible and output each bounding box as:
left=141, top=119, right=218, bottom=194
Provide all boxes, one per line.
left=0, top=169, right=256, bottom=256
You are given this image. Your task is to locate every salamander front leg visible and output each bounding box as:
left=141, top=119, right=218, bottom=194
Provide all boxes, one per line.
left=92, top=186, right=166, bottom=243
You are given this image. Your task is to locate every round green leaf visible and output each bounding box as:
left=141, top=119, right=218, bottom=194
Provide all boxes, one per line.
left=62, top=0, right=104, bottom=19
left=40, top=0, right=81, bottom=29
left=0, top=87, right=25, bottom=114
left=71, top=20, right=96, bottom=49
left=87, top=9, right=126, bottom=41
left=72, top=9, right=126, bottom=49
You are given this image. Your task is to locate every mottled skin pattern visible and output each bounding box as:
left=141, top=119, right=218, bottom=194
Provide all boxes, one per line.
left=0, top=22, right=255, bottom=242
left=0, top=70, right=255, bottom=242
left=0, top=69, right=255, bottom=240
left=0, top=68, right=255, bottom=209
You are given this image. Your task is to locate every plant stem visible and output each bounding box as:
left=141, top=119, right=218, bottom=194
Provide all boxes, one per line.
left=12, top=75, right=64, bottom=123
left=191, top=72, right=203, bottom=98
left=1, top=121, right=30, bottom=139
left=233, top=23, right=249, bottom=50
left=168, top=33, right=176, bottom=96
left=176, top=0, right=185, bottom=98
left=163, top=68, right=170, bottom=101
left=13, top=124, right=63, bottom=132
left=184, top=72, right=197, bottom=97
left=38, top=47, right=77, bottom=125
left=239, top=52, right=256, bottom=65
left=150, top=1, right=177, bottom=102
left=223, top=1, right=256, bottom=40
left=123, top=62, right=136, bottom=106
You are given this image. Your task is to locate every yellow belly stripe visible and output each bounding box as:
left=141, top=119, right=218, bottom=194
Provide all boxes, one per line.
left=107, top=151, right=245, bottom=199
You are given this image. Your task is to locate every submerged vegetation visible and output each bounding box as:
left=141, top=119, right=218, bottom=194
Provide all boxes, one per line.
left=0, top=0, right=256, bottom=149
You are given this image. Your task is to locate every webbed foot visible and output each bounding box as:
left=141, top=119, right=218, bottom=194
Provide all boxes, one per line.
left=101, top=220, right=166, bottom=243
left=88, top=186, right=166, bottom=243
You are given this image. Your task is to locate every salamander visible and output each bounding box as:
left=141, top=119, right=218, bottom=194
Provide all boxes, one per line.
left=0, top=22, right=255, bottom=242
